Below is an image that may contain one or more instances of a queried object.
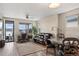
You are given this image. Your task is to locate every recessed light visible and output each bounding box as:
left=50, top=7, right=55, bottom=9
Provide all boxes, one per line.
left=48, top=3, right=60, bottom=8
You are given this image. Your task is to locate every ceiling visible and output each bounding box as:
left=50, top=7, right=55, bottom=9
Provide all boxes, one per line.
left=0, top=3, right=79, bottom=20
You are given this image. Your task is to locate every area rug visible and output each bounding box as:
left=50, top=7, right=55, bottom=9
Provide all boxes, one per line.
left=15, top=42, right=46, bottom=56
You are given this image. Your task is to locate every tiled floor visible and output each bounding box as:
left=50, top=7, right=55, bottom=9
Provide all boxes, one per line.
left=0, top=42, right=54, bottom=56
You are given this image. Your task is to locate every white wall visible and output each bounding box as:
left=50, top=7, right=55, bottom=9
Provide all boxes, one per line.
left=38, top=14, right=58, bottom=33
left=38, top=8, right=79, bottom=39
left=58, top=8, right=79, bottom=38
left=38, top=14, right=58, bottom=40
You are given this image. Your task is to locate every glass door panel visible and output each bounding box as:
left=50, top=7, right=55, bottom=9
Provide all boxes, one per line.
left=5, top=21, right=14, bottom=42
left=0, top=21, right=3, bottom=40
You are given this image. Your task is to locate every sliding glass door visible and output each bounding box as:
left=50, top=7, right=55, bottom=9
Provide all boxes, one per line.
left=5, top=21, right=14, bottom=42
left=0, top=20, right=3, bottom=40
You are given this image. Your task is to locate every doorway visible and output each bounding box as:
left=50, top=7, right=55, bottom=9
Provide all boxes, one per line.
left=5, top=20, right=14, bottom=42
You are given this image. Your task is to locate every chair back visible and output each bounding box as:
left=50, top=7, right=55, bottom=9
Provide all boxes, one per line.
left=62, top=37, right=79, bottom=56
left=63, top=37, right=79, bottom=46
left=21, top=33, right=26, bottom=39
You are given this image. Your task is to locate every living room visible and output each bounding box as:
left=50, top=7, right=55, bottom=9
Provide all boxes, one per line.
left=0, top=3, right=79, bottom=56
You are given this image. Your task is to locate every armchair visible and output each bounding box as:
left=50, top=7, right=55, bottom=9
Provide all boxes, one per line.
left=0, top=40, right=5, bottom=48
left=63, top=37, right=79, bottom=56
left=17, top=33, right=29, bottom=43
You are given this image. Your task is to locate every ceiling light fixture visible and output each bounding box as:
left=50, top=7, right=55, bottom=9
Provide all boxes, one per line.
left=48, top=3, right=60, bottom=8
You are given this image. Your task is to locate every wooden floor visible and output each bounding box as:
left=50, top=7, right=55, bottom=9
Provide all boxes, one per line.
left=0, top=42, right=54, bottom=56
left=0, top=42, right=18, bottom=56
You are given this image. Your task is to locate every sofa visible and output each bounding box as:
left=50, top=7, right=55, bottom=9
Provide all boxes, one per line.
left=0, top=40, right=5, bottom=48
left=33, top=33, right=53, bottom=45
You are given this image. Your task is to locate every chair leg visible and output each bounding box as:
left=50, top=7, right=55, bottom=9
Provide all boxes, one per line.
left=46, top=47, right=48, bottom=55
left=54, top=48, right=56, bottom=56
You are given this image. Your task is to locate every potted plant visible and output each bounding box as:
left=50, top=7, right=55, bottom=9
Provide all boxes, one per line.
left=32, top=26, right=38, bottom=37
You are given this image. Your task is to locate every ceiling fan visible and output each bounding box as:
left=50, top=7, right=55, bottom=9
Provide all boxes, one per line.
left=26, top=14, right=29, bottom=19
left=25, top=14, right=38, bottom=21
left=25, top=14, right=34, bottom=20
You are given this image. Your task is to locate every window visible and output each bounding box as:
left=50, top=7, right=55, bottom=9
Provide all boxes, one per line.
left=19, top=23, right=29, bottom=33
left=29, top=24, right=32, bottom=33
left=5, top=21, right=14, bottom=36
left=29, top=24, right=32, bottom=29
left=0, top=21, right=2, bottom=30
left=66, top=16, right=78, bottom=27
left=6, top=23, right=13, bottom=29
left=0, top=20, right=3, bottom=39
left=0, top=21, right=3, bottom=34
